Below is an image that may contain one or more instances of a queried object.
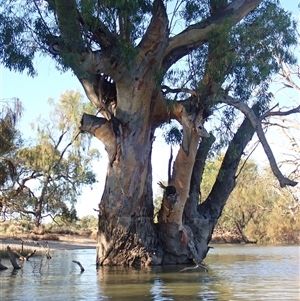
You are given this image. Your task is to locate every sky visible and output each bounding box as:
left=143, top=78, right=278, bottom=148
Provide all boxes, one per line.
left=0, top=0, right=299, bottom=219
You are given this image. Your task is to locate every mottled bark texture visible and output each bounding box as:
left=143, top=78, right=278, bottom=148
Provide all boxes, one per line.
left=64, top=0, right=296, bottom=266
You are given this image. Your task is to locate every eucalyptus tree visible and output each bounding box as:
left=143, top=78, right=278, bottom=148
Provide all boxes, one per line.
left=1, top=91, right=99, bottom=227
left=0, top=0, right=298, bottom=266
left=0, top=98, right=23, bottom=214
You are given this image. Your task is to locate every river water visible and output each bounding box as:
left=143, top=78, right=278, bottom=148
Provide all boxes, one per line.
left=0, top=245, right=299, bottom=301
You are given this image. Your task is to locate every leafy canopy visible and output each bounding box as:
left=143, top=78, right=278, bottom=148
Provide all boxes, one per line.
left=0, top=98, right=23, bottom=186
left=1, top=91, right=99, bottom=224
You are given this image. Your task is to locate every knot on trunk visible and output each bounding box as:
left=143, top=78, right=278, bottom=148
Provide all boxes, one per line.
left=158, top=182, right=178, bottom=218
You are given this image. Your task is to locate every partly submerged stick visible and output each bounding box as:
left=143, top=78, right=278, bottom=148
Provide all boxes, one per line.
left=0, top=260, right=8, bottom=270
left=33, top=241, right=51, bottom=259
left=72, top=260, right=85, bottom=273
left=179, top=261, right=208, bottom=273
left=7, top=246, right=21, bottom=269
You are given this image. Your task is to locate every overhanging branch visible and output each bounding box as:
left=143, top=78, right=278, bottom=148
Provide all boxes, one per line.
left=220, top=95, right=298, bottom=187
left=260, top=105, right=300, bottom=120
left=162, top=0, right=263, bottom=70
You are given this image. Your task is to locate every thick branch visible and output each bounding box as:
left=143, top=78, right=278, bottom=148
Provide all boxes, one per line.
left=138, top=0, right=169, bottom=58
left=7, top=246, right=21, bottom=269
left=162, top=0, right=263, bottom=70
left=165, top=132, right=200, bottom=229
left=80, top=113, right=117, bottom=164
left=184, top=134, right=216, bottom=217
left=161, top=85, right=197, bottom=96
left=200, top=103, right=260, bottom=217
left=55, top=0, right=83, bottom=52
left=79, top=78, right=102, bottom=109
left=79, top=50, right=123, bottom=80
left=221, top=95, right=298, bottom=187
left=77, top=12, right=117, bottom=49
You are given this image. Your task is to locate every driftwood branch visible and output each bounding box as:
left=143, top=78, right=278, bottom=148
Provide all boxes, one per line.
left=72, top=260, right=85, bottom=273
left=220, top=95, right=298, bottom=187
left=0, top=263, right=8, bottom=270
left=33, top=240, right=51, bottom=259
left=0, top=260, right=8, bottom=270
left=7, top=246, right=21, bottom=269
left=179, top=260, right=208, bottom=273
left=12, top=249, right=36, bottom=261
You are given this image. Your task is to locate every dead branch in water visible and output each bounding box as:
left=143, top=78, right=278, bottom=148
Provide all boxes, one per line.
left=72, top=260, right=85, bottom=273
left=33, top=240, right=51, bottom=259
left=0, top=260, right=8, bottom=270
left=0, top=263, right=8, bottom=270
left=7, top=246, right=21, bottom=269
left=179, top=260, right=208, bottom=273
left=12, top=249, right=36, bottom=261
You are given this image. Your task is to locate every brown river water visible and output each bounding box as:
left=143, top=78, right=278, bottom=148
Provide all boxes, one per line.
left=0, top=244, right=299, bottom=300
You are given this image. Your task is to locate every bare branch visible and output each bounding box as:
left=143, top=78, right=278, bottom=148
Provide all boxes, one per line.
left=260, top=105, right=300, bottom=120
left=7, top=246, right=21, bottom=269
left=72, top=260, right=85, bottom=273
left=161, top=85, right=197, bottom=96
left=220, top=95, right=298, bottom=187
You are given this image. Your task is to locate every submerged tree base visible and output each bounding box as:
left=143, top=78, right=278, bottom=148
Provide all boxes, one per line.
left=95, top=213, right=216, bottom=267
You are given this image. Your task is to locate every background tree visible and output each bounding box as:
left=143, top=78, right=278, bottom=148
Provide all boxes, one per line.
left=202, top=158, right=300, bottom=243
left=0, top=0, right=298, bottom=266
left=0, top=98, right=23, bottom=217
left=1, top=91, right=99, bottom=227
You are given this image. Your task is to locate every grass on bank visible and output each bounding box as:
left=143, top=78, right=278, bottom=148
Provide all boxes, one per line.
left=0, top=215, right=98, bottom=241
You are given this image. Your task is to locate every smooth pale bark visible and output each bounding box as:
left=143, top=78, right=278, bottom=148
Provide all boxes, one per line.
left=56, top=0, right=295, bottom=266
left=181, top=104, right=261, bottom=263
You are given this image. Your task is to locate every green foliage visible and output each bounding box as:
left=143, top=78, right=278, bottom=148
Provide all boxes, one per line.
left=0, top=98, right=23, bottom=185
left=0, top=0, right=154, bottom=74
left=229, top=1, right=297, bottom=102
left=161, top=121, right=182, bottom=146
left=1, top=91, right=100, bottom=226
left=202, top=156, right=300, bottom=243
left=163, top=0, right=297, bottom=151
left=77, top=215, right=98, bottom=229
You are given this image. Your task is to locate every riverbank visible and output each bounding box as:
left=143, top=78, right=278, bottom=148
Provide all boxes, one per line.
left=0, top=234, right=97, bottom=251
left=0, top=232, right=246, bottom=253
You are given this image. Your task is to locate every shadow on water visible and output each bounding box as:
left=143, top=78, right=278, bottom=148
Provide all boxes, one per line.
left=0, top=245, right=299, bottom=301
left=97, top=265, right=224, bottom=301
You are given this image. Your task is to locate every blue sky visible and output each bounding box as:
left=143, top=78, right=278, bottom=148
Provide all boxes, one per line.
left=0, top=0, right=298, bottom=218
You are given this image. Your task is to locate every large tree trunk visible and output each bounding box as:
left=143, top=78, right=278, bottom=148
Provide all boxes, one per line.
left=81, top=91, right=260, bottom=267
left=81, top=82, right=165, bottom=266
left=61, top=0, right=295, bottom=267
left=77, top=0, right=270, bottom=266
left=183, top=103, right=260, bottom=262
left=96, top=131, right=161, bottom=266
